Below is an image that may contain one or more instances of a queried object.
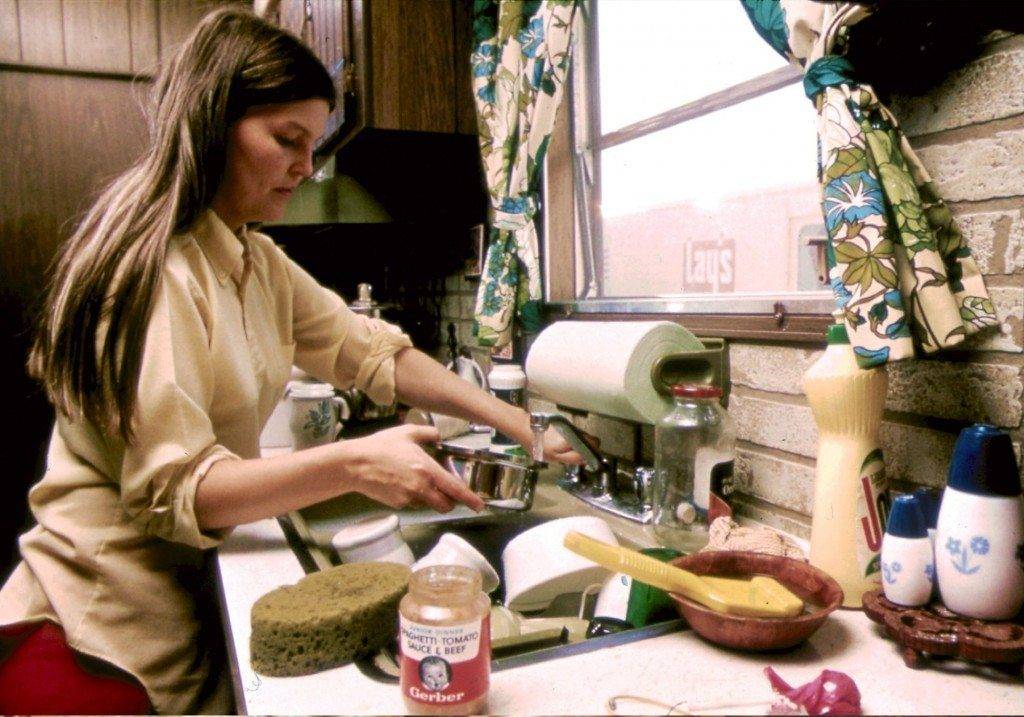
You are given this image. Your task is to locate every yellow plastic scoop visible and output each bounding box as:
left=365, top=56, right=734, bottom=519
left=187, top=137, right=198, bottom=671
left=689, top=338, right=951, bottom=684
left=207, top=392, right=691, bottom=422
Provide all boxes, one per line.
left=563, top=532, right=804, bottom=618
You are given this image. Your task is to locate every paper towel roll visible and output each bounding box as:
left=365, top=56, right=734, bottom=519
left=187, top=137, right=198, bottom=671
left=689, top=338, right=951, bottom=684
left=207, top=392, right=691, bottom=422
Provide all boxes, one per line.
left=525, top=321, right=704, bottom=423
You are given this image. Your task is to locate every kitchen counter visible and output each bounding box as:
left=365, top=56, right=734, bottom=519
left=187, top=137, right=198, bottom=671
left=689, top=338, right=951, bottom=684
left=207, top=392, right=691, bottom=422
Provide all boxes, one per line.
left=217, top=472, right=1024, bottom=715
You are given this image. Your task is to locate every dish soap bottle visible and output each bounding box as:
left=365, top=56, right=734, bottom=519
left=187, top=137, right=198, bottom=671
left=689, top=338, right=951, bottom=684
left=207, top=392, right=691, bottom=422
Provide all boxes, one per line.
left=804, top=321, right=890, bottom=607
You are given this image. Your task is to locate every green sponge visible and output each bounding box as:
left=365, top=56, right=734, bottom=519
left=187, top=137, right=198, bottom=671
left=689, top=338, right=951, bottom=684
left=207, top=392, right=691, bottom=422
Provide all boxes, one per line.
left=250, top=562, right=410, bottom=676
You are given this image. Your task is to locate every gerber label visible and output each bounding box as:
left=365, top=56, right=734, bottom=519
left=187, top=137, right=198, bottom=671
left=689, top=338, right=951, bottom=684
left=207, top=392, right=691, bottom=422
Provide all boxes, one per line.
left=399, top=615, right=490, bottom=707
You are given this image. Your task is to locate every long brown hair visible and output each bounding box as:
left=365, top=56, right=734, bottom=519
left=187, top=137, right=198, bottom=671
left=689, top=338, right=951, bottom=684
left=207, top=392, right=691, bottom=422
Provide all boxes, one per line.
left=29, top=7, right=335, bottom=442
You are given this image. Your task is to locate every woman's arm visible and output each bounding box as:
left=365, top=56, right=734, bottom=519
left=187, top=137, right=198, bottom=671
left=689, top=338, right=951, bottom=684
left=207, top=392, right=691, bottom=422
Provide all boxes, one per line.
left=195, top=424, right=484, bottom=530
left=194, top=348, right=582, bottom=530
left=392, top=347, right=584, bottom=464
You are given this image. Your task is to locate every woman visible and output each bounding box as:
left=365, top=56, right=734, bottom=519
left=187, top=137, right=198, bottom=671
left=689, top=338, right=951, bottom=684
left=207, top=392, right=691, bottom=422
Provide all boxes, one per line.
left=0, top=9, right=579, bottom=714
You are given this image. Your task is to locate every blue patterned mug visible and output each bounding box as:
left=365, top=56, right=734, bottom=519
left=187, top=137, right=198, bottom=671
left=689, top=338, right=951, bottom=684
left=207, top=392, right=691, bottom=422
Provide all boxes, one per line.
left=287, top=382, right=347, bottom=449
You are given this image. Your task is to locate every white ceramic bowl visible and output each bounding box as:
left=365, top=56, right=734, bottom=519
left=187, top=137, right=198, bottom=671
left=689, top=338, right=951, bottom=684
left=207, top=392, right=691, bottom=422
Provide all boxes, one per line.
left=331, top=514, right=414, bottom=566
left=412, top=533, right=501, bottom=594
left=501, top=516, right=618, bottom=612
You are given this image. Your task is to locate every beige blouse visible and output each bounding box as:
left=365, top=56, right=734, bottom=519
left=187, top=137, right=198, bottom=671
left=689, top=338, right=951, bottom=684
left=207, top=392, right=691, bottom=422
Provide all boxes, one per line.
left=0, top=210, right=412, bottom=714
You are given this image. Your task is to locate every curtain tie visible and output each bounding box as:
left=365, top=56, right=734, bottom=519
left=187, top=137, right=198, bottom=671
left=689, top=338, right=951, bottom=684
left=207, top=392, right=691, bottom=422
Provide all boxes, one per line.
left=490, top=194, right=539, bottom=231
left=803, top=55, right=856, bottom=99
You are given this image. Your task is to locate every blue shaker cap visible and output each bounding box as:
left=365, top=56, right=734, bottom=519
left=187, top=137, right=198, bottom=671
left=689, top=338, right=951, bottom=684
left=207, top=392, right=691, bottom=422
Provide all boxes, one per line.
left=948, top=424, right=1021, bottom=497
left=886, top=494, right=927, bottom=539
left=912, top=487, right=941, bottom=529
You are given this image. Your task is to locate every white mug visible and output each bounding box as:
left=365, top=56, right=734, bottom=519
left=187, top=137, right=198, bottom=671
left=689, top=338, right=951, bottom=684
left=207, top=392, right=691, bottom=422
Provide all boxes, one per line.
left=288, top=382, right=348, bottom=449
left=413, top=533, right=500, bottom=594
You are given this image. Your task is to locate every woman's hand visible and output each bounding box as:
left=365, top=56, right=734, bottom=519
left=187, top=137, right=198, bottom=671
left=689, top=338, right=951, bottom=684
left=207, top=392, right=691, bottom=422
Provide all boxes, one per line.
left=536, top=426, right=589, bottom=465
left=338, top=424, right=485, bottom=513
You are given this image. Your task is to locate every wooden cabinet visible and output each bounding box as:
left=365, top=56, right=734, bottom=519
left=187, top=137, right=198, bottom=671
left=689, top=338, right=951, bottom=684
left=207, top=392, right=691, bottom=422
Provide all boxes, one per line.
left=273, top=0, right=476, bottom=146
left=0, top=0, right=226, bottom=77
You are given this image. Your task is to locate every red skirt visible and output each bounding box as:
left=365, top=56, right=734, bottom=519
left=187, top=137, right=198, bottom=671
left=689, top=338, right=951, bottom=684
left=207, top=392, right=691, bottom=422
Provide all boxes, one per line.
left=0, top=621, right=152, bottom=714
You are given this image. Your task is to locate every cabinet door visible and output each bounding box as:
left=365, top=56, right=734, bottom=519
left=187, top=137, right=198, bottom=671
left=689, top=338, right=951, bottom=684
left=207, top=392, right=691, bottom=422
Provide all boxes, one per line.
left=366, top=0, right=456, bottom=133
left=275, top=0, right=349, bottom=154
left=277, top=0, right=345, bottom=71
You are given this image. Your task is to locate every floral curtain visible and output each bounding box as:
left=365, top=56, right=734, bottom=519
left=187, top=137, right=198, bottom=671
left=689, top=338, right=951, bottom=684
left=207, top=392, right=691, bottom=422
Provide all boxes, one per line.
left=470, top=0, right=578, bottom=354
left=742, top=0, right=998, bottom=366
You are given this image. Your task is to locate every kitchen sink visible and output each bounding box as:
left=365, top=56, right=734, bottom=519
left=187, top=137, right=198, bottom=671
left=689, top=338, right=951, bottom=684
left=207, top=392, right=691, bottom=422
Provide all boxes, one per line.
left=278, top=479, right=687, bottom=681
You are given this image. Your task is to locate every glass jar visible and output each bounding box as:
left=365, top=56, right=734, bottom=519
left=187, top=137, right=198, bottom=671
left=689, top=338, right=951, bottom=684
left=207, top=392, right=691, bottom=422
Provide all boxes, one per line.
left=488, top=362, right=526, bottom=449
left=399, top=565, right=491, bottom=715
left=652, top=384, right=735, bottom=552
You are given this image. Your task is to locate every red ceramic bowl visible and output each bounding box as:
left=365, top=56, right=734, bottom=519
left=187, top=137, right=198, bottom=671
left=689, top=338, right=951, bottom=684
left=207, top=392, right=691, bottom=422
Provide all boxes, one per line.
left=668, top=551, right=844, bottom=651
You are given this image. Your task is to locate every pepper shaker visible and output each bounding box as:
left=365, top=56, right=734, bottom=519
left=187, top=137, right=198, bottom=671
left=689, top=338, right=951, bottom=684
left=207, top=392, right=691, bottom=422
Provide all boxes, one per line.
left=935, top=424, right=1024, bottom=620
left=881, top=494, right=933, bottom=607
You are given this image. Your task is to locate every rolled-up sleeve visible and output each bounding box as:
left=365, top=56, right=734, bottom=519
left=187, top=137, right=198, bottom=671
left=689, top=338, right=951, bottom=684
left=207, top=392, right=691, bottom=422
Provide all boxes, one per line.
left=117, top=266, right=240, bottom=549
left=283, top=252, right=413, bottom=406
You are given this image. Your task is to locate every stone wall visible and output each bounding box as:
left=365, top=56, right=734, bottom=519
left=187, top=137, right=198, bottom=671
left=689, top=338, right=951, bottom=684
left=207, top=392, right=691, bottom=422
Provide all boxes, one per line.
left=437, top=273, right=484, bottom=364
left=726, top=34, right=1024, bottom=537
left=435, top=34, right=1024, bottom=539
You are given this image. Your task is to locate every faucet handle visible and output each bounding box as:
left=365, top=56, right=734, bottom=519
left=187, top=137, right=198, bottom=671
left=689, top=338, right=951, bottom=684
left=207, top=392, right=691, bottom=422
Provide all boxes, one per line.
left=529, top=412, right=604, bottom=473
left=632, top=466, right=656, bottom=510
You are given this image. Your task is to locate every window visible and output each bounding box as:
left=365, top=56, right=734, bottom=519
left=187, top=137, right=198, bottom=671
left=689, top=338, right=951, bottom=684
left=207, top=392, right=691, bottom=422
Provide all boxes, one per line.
left=544, top=0, right=835, bottom=329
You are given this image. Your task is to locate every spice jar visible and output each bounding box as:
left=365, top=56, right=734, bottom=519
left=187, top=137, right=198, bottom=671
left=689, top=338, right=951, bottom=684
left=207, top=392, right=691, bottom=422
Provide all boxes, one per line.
left=399, top=565, right=491, bottom=715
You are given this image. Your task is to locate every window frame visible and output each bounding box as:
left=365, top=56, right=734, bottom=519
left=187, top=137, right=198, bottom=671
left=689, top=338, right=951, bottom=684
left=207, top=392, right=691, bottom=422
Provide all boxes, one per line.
left=543, top=1, right=833, bottom=342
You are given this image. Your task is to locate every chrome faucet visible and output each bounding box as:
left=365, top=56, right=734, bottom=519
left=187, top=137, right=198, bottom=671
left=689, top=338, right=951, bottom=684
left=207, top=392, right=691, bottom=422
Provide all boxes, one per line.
left=529, top=412, right=654, bottom=523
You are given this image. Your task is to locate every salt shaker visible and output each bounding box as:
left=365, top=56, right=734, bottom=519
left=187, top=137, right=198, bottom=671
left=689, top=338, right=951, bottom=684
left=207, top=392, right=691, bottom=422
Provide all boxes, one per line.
left=935, top=424, right=1024, bottom=620
left=881, top=494, right=933, bottom=607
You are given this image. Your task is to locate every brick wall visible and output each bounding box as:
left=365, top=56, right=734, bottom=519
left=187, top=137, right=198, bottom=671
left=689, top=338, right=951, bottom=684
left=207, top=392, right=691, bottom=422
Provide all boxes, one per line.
left=435, top=35, right=1024, bottom=539
left=728, top=34, right=1024, bottom=538
left=437, top=273, right=484, bottom=364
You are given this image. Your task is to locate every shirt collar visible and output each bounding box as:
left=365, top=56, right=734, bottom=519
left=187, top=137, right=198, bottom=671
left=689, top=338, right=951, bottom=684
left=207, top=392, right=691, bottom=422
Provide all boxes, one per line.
left=192, top=209, right=248, bottom=286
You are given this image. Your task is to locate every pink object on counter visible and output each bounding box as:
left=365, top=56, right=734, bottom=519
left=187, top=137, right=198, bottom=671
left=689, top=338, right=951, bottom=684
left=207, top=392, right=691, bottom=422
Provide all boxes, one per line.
left=765, top=667, right=862, bottom=716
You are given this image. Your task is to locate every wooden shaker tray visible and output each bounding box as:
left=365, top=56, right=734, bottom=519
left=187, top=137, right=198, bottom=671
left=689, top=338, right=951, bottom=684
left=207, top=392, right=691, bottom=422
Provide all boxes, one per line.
left=862, top=588, right=1024, bottom=670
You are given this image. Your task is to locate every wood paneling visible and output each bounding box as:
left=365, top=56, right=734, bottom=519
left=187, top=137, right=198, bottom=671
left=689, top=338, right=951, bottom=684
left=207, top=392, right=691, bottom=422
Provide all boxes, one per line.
left=277, top=0, right=307, bottom=41
left=62, top=0, right=132, bottom=73
left=17, top=0, right=64, bottom=66
left=546, top=86, right=575, bottom=302
left=0, top=0, right=20, bottom=62
left=158, top=0, right=220, bottom=61
left=369, top=0, right=455, bottom=132
left=128, top=0, right=158, bottom=74
left=452, top=0, right=476, bottom=135
left=0, top=69, right=149, bottom=578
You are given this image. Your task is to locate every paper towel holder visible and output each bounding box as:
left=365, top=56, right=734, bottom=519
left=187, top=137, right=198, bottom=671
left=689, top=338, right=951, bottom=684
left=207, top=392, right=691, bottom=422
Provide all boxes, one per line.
left=650, top=338, right=730, bottom=406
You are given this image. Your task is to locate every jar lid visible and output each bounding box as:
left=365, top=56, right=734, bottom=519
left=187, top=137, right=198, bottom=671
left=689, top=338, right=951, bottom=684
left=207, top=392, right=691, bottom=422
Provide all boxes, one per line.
left=669, top=384, right=722, bottom=399
left=288, top=381, right=335, bottom=399
left=488, top=363, right=526, bottom=389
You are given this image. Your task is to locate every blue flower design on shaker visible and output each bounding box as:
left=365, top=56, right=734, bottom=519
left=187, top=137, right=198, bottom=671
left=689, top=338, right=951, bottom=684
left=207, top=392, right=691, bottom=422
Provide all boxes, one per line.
left=924, top=563, right=935, bottom=583
left=881, top=560, right=901, bottom=585
left=946, top=535, right=989, bottom=575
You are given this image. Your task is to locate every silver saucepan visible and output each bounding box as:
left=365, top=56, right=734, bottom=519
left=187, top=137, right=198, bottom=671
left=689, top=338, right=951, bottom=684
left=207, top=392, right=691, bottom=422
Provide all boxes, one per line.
left=432, top=442, right=541, bottom=512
